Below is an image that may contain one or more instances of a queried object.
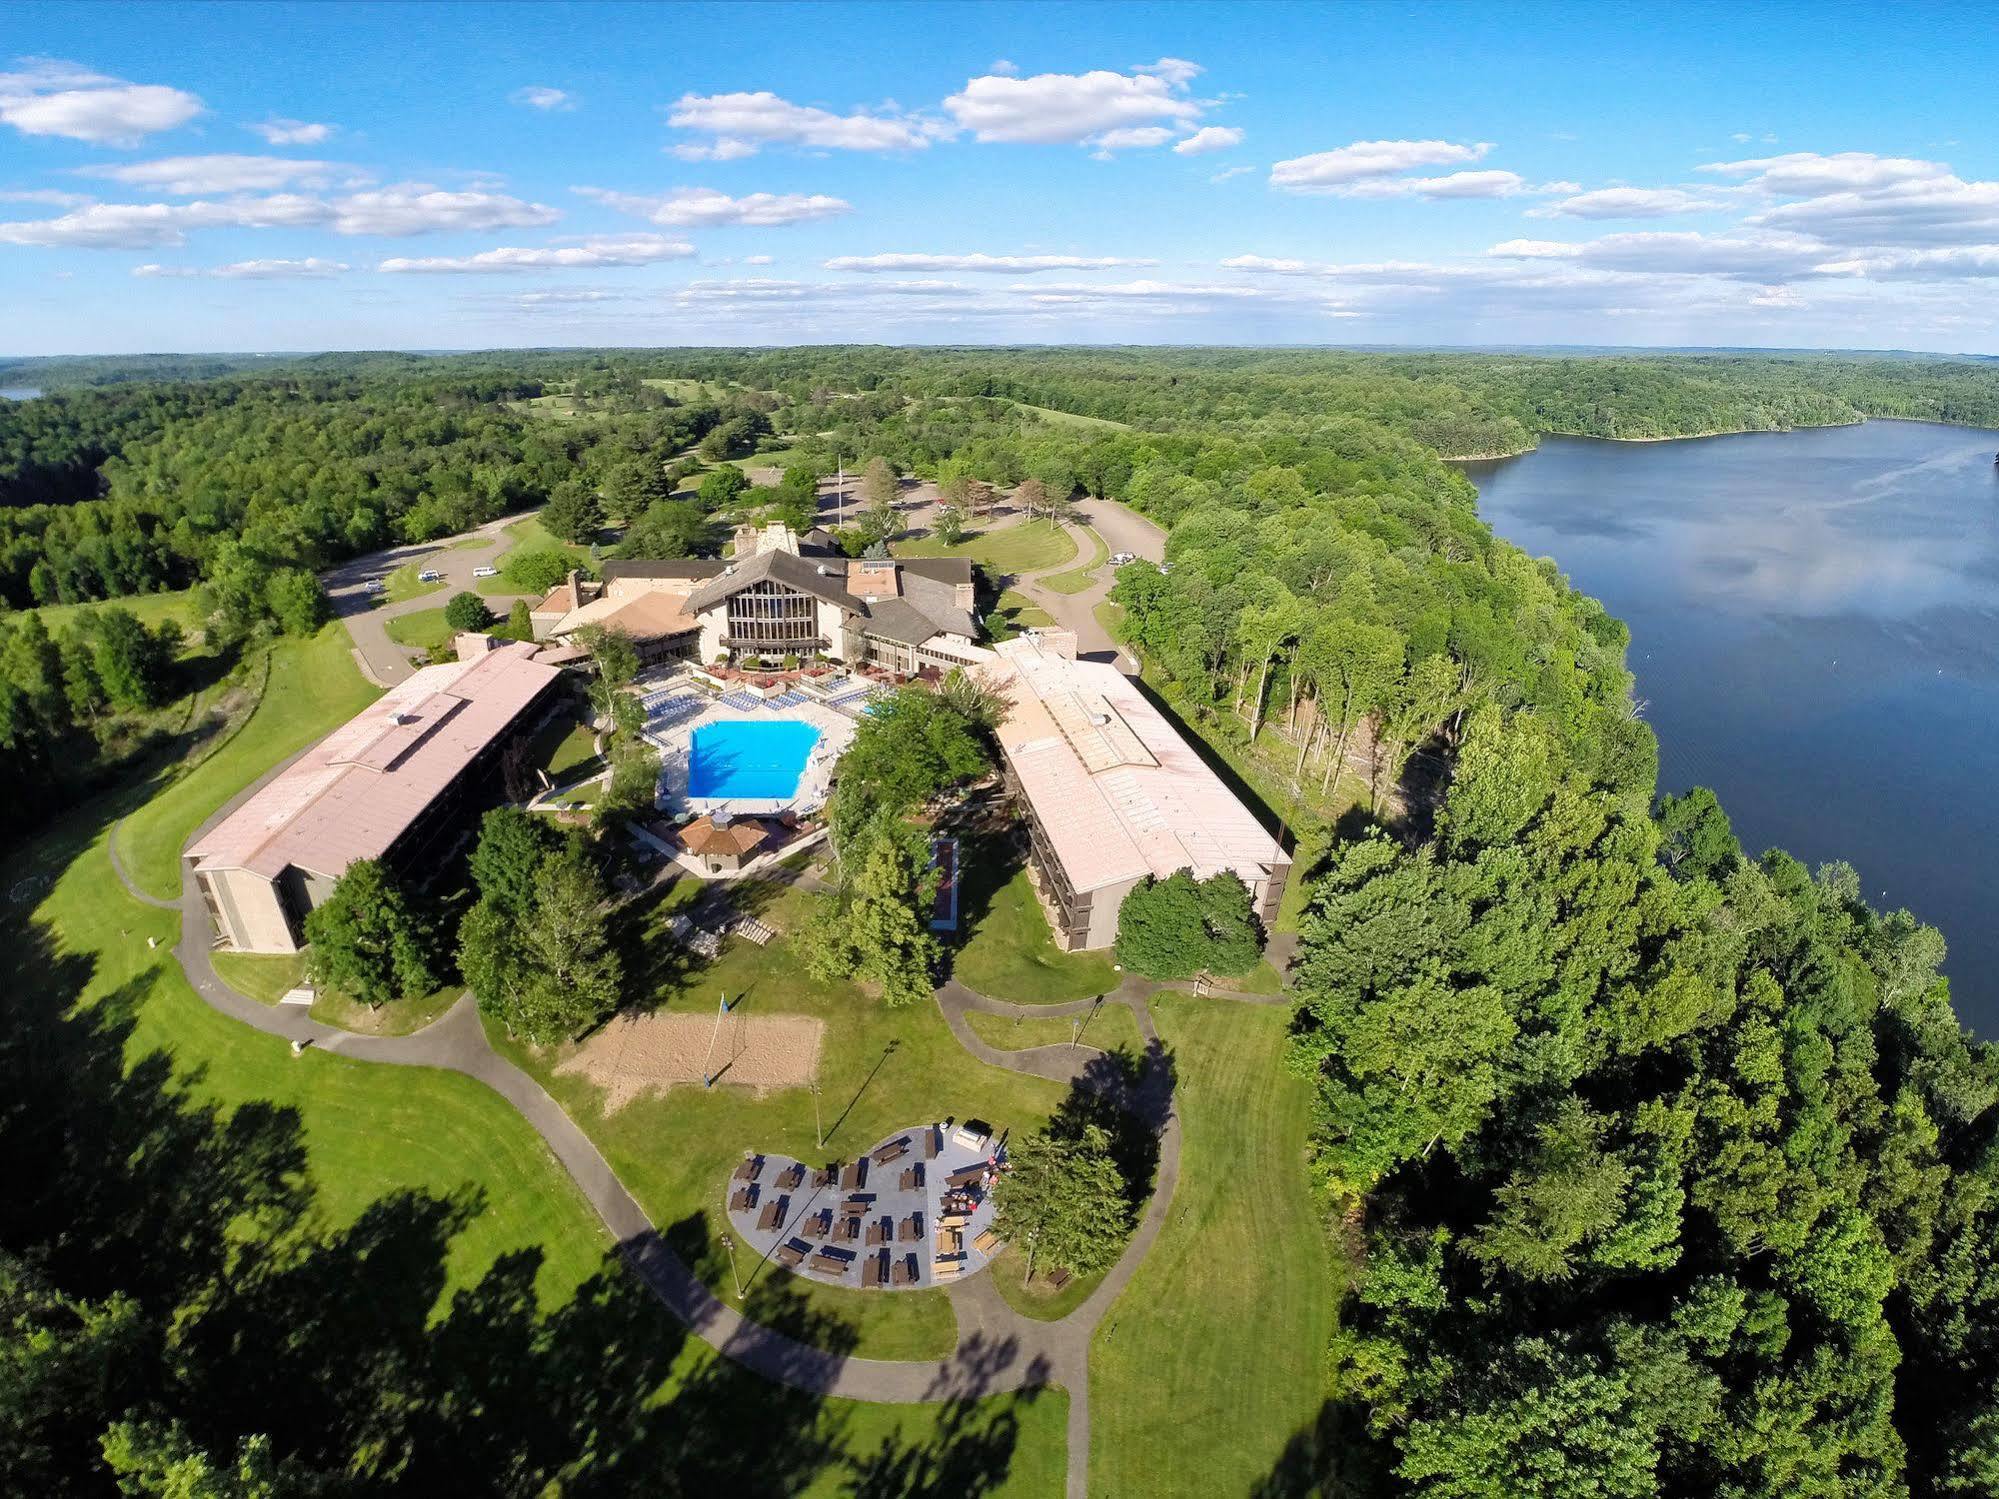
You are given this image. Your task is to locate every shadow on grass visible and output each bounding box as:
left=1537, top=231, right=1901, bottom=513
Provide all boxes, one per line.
left=1250, top=1398, right=1393, bottom=1498
left=3, top=792, right=1040, bottom=1496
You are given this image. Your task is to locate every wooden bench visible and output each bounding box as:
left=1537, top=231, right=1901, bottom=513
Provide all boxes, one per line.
left=973, top=1229, right=1001, bottom=1256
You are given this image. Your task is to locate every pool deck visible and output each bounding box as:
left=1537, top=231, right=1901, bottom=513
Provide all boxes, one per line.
left=643, top=691, right=858, bottom=818
left=724, top=1120, right=1007, bottom=1292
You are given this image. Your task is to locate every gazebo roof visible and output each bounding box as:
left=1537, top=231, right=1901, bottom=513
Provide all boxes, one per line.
left=681, top=815, right=768, bottom=858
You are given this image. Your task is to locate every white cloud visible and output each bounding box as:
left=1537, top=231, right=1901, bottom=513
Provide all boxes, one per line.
left=1701, top=150, right=1946, bottom=196
left=668, top=138, right=758, bottom=162
left=83, top=154, right=348, bottom=195
left=133, top=257, right=350, bottom=279
left=329, top=184, right=558, bottom=235
left=0, top=187, right=91, bottom=206
left=943, top=59, right=1204, bottom=146
left=0, top=59, right=202, bottom=145
left=510, top=85, right=573, bottom=111
left=1529, top=186, right=1734, bottom=219
left=988, top=59, right=1018, bottom=76
left=743, top=254, right=773, bottom=265
left=1174, top=125, right=1243, bottom=156
left=1340, top=169, right=1529, bottom=200
left=247, top=117, right=332, bottom=146
left=0, top=196, right=325, bottom=248
left=1210, top=165, right=1254, bottom=184
left=0, top=183, right=556, bottom=248
left=1269, top=139, right=1491, bottom=193
left=667, top=91, right=939, bottom=154
left=1488, top=228, right=1834, bottom=278
left=825, top=252, right=1158, bottom=273
left=378, top=235, right=696, bottom=273
left=575, top=185, right=850, bottom=227
left=1090, top=126, right=1177, bottom=158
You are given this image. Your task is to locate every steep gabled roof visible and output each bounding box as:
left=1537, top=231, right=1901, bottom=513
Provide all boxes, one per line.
left=686, top=548, right=858, bottom=613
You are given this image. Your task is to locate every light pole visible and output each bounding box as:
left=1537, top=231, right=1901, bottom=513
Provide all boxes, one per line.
left=720, top=1231, right=744, bottom=1299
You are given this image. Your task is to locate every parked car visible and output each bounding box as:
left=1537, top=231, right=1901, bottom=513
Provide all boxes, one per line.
left=365, top=578, right=386, bottom=595
left=472, top=564, right=498, bottom=578
left=418, top=568, right=443, bottom=583
left=1110, top=551, right=1136, bottom=565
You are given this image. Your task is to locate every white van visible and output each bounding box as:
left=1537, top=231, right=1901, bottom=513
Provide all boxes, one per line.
left=472, top=564, right=498, bottom=578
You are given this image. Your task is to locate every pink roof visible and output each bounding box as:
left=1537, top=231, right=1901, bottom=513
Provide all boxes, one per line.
left=188, top=641, right=558, bottom=881
left=992, top=635, right=1284, bottom=895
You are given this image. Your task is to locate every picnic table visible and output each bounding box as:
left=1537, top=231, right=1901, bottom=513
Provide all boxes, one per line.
left=866, top=1216, right=890, bottom=1247
left=899, top=1212, right=925, bottom=1243
left=945, top=1164, right=987, bottom=1189
left=757, top=1195, right=788, bottom=1233
left=923, top=1125, right=941, bottom=1160
left=974, top=1229, right=1001, bottom=1256
left=778, top=1163, right=805, bottom=1190
left=729, top=1186, right=756, bottom=1213
left=899, top=1164, right=925, bottom=1191
left=732, top=1156, right=763, bottom=1182
left=803, top=1208, right=832, bottom=1240
left=870, top=1136, right=911, bottom=1166
left=840, top=1159, right=868, bottom=1190
left=933, top=1257, right=962, bottom=1281
left=809, top=1250, right=850, bottom=1277
left=776, top=1239, right=808, bottom=1269
left=810, top=1167, right=832, bottom=1190
left=935, top=1227, right=963, bottom=1256
left=863, top=1251, right=887, bottom=1288
left=892, top=1254, right=918, bottom=1287
left=939, top=1210, right=971, bottom=1230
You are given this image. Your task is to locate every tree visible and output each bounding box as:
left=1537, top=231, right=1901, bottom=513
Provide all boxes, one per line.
left=266, top=568, right=329, bottom=637
left=515, top=850, right=622, bottom=1035
left=90, top=607, right=176, bottom=710
left=992, top=1123, right=1130, bottom=1279
left=577, top=624, right=638, bottom=688
left=1113, top=869, right=1262, bottom=979
left=596, top=738, right=659, bottom=824
left=860, top=455, right=897, bottom=510
left=302, top=859, right=435, bottom=1008
left=538, top=481, right=604, bottom=543
left=469, top=806, right=562, bottom=915
left=500, top=549, right=572, bottom=596
left=497, top=598, right=535, bottom=641
left=443, top=590, right=494, bottom=632
left=617, top=499, right=713, bottom=559
left=931, top=505, right=965, bottom=546
left=696, top=465, right=749, bottom=512
left=857, top=497, right=900, bottom=548
left=1012, top=477, right=1047, bottom=523
left=606, top=458, right=672, bottom=517
left=801, top=814, right=939, bottom=1007
left=1657, top=786, right=1740, bottom=881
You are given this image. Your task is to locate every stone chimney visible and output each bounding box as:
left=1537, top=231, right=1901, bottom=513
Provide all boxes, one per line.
left=455, top=631, right=500, bottom=661
left=954, top=579, right=976, bottom=613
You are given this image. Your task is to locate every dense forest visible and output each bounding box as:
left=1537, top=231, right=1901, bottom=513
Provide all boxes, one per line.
left=5, top=346, right=1999, bottom=1494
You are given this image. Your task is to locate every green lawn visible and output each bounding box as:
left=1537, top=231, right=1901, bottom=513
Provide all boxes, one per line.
left=1039, top=526, right=1109, bottom=595
left=380, top=559, right=445, bottom=605
left=16, top=586, right=205, bottom=636
left=310, top=983, right=464, bottom=1036
left=12, top=811, right=611, bottom=1312
left=118, top=625, right=381, bottom=901
left=526, top=716, right=602, bottom=787
left=212, top=949, right=306, bottom=1004
left=479, top=513, right=594, bottom=596
left=963, top=1004, right=1143, bottom=1056
left=15, top=624, right=1073, bottom=1487
left=1016, top=402, right=1133, bottom=431
left=1094, top=600, right=1126, bottom=642
left=896, top=521, right=1078, bottom=576
left=985, top=1242, right=1103, bottom=1324
left=385, top=607, right=454, bottom=654
left=952, top=864, right=1121, bottom=1004
left=489, top=878, right=1072, bottom=1360
left=1090, top=995, right=1338, bottom=1497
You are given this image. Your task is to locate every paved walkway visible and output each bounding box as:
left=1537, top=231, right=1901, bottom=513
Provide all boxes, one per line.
left=1000, top=497, right=1167, bottom=674
left=324, top=515, right=531, bottom=686
left=112, top=741, right=1241, bottom=1498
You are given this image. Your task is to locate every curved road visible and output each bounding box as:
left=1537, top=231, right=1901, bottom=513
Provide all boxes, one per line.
left=113, top=735, right=1247, bottom=1498
left=325, top=515, right=532, bottom=686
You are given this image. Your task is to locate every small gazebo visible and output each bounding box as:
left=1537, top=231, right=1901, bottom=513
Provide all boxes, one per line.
left=680, top=814, right=768, bottom=875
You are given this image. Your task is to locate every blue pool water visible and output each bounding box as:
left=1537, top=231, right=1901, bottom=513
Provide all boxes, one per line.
left=688, top=719, right=821, bottom=800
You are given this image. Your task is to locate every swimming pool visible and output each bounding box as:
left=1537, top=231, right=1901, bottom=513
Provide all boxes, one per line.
left=687, top=719, right=822, bottom=801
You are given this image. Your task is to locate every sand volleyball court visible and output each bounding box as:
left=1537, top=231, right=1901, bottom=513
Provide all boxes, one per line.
left=555, top=1009, right=824, bottom=1111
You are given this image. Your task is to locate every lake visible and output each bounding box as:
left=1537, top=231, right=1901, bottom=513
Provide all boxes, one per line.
left=1462, top=420, right=1999, bottom=1033
left=0, top=387, right=42, bottom=401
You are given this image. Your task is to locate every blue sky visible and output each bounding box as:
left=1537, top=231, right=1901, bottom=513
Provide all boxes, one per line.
left=3, top=0, right=1997, bottom=355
